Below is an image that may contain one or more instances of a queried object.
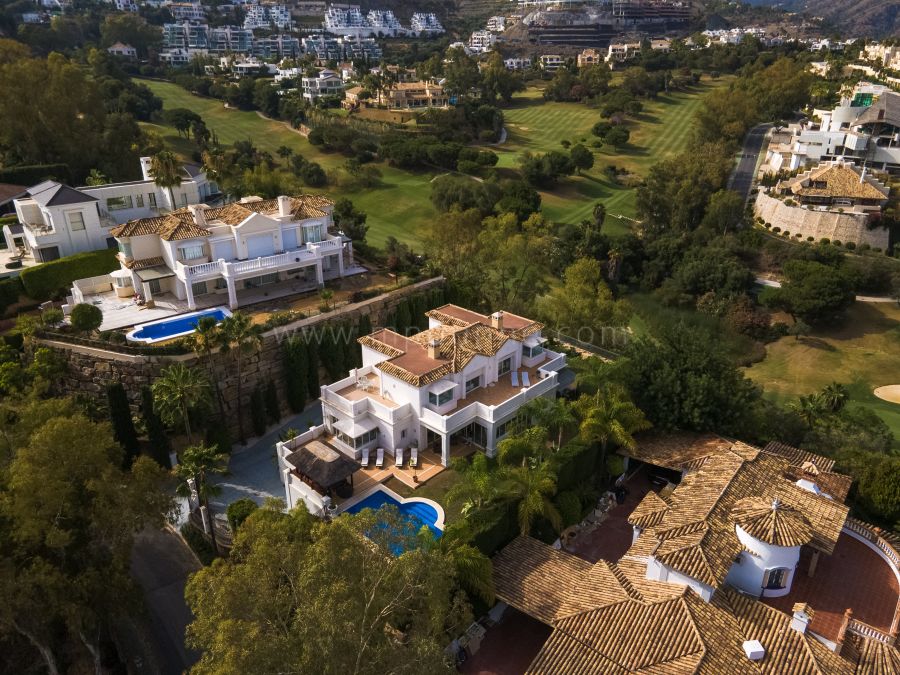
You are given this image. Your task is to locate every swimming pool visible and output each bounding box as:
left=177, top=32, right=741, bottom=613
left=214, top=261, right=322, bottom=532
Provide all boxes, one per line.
left=342, top=486, right=444, bottom=541
left=126, top=307, right=232, bottom=343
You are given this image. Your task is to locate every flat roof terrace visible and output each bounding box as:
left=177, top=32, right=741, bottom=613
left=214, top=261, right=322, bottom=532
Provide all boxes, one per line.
left=446, top=362, right=547, bottom=412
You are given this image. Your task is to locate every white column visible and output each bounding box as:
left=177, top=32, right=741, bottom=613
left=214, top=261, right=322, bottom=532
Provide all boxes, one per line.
left=225, top=276, right=238, bottom=310
left=315, top=260, right=324, bottom=288
left=441, top=433, right=450, bottom=467
left=184, top=277, right=196, bottom=310
left=337, top=248, right=345, bottom=277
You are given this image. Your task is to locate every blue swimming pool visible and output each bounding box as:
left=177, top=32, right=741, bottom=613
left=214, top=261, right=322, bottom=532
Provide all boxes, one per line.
left=343, top=488, right=444, bottom=541
left=127, top=307, right=231, bottom=343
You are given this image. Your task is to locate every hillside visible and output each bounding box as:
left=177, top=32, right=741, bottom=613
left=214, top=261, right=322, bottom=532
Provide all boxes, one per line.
left=743, top=0, right=899, bottom=37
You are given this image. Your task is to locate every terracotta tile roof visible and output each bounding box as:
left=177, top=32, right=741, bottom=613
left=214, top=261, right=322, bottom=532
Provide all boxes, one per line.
left=623, top=432, right=739, bottom=472
left=853, top=635, right=900, bottom=674
left=204, top=202, right=254, bottom=225
left=360, top=306, right=541, bottom=387
left=628, top=491, right=671, bottom=530
left=780, top=163, right=889, bottom=201
left=239, top=194, right=333, bottom=219
left=110, top=210, right=210, bottom=241
left=426, top=304, right=543, bottom=340
left=762, top=442, right=835, bottom=473
left=121, top=256, right=166, bottom=270
left=730, top=497, right=814, bottom=547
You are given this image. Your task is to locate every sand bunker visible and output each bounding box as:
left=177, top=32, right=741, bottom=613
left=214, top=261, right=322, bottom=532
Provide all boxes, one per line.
left=873, top=386, right=900, bottom=404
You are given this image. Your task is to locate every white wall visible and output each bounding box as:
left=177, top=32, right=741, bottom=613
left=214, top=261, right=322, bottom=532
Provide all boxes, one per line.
left=724, top=525, right=801, bottom=598
left=646, top=558, right=715, bottom=602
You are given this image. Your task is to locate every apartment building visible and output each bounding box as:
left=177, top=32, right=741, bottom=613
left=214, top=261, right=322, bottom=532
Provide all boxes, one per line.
left=410, top=12, right=444, bottom=36
left=377, top=81, right=448, bottom=109
left=468, top=30, right=496, bottom=54
left=2, top=159, right=216, bottom=263
left=243, top=3, right=291, bottom=30
left=577, top=47, right=602, bottom=67
left=539, top=54, right=564, bottom=72
left=863, top=43, right=900, bottom=71
left=97, top=195, right=352, bottom=311
left=168, top=1, right=205, bottom=21
left=504, top=57, right=531, bottom=70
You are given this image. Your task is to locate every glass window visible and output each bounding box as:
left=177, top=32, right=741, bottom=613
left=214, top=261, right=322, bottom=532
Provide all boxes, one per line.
left=179, top=244, right=205, bottom=261
left=67, top=211, right=85, bottom=231
left=179, top=193, right=188, bottom=207
left=118, top=241, right=133, bottom=258
left=191, top=281, right=208, bottom=296
left=135, top=194, right=144, bottom=208
left=522, top=344, right=544, bottom=359
left=148, top=193, right=157, bottom=208
left=106, top=196, right=134, bottom=211
left=496, top=421, right=510, bottom=439
left=465, top=376, right=480, bottom=394
left=214, top=278, right=227, bottom=290
left=764, top=568, right=789, bottom=590
left=428, top=389, right=453, bottom=406
left=498, top=356, right=512, bottom=376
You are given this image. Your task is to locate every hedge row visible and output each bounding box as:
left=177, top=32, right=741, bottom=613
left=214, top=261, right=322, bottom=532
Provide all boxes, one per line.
left=0, top=163, right=69, bottom=185
left=0, top=277, right=23, bottom=317
left=20, top=248, right=118, bottom=300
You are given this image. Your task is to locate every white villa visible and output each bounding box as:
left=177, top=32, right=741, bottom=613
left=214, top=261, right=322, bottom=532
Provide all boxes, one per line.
left=278, top=305, right=567, bottom=513
left=765, top=84, right=900, bottom=176
left=72, top=194, right=354, bottom=314
left=301, top=69, right=344, bottom=101
left=2, top=158, right=216, bottom=263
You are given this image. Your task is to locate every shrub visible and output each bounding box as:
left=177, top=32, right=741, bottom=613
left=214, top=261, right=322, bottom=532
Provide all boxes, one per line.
left=40, top=307, right=63, bottom=326
left=226, top=498, right=258, bottom=531
left=0, top=277, right=22, bottom=317
left=782, top=231, right=790, bottom=237
left=807, top=237, right=815, bottom=242
left=772, top=227, right=781, bottom=233
left=180, top=523, right=216, bottom=565
left=70, top=303, right=103, bottom=333
left=107, top=383, right=139, bottom=467
left=833, top=240, right=842, bottom=246
left=0, top=163, right=69, bottom=185
left=820, top=238, right=830, bottom=245
left=784, top=198, right=796, bottom=207
left=250, top=385, right=267, bottom=437
left=845, top=241, right=856, bottom=250
left=264, top=380, right=280, bottom=424
left=205, top=419, right=232, bottom=455
left=555, top=491, right=583, bottom=528
left=20, top=248, right=118, bottom=300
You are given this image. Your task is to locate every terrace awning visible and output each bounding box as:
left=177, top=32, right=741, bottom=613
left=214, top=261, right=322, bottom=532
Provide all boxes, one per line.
left=136, top=265, right=175, bottom=282
left=333, top=416, right=377, bottom=438
left=430, top=380, right=457, bottom=395
left=284, top=440, right=360, bottom=490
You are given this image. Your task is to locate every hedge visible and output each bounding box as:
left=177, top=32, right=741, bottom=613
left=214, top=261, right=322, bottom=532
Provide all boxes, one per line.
left=0, top=163, right=70, bottom=185
left=0, top=277, right=23, bottom=317
left=20, top=248, right=119, bottom=300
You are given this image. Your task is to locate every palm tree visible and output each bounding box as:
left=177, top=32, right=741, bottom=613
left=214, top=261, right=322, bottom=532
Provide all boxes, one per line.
left=517, top=397, right=574, bottom=450
left=276, top=145, right=293, bottom=163
left=497, top=427, right=549, bottom=467
left=445, top=454, right=502, bottom=523
left=576, top=386, right=650, bottom=480
left=430, top=520, right=495, bottom=605
left=220, top=312, right=262, bottom=444
left=174, top=443, right=228, bottom=552
left=149, top=150, right=183, bottom=211
left=152, top=363, right=212, bottom=444
left=592, top=202, right=606, bottom=229
left=789, top=394, right=824, bottom=427
left=498, top=463, right=562, bottom=536
left=573, top=356, right=626, bottom=396
left=187, top=316, right=227, bottom=420
left=819, top=382, right=849, bottom=413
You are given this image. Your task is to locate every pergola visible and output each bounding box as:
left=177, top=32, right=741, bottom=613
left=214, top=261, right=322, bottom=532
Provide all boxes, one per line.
left=284, top=440, right=360, bottom=500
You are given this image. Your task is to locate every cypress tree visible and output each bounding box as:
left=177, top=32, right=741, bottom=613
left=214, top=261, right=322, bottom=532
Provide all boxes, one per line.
left=250, top=385, right=267, bottom=437
left=108, top=383, right=139, bottom=468
left=283, top=337, right=308, bottom=412
left=264, top=380, right=280, bottom=424
left=140, top=385, right=172, bottom=468
left=357, top=312, right=372, bottom=337
left=306, top=337, right=320, bottom=399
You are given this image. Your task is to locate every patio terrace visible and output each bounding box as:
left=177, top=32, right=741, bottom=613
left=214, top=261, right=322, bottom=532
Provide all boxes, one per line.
left=448, top=362, right=548, bottom=412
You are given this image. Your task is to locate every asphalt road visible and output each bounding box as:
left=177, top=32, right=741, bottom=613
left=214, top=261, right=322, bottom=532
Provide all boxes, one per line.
left=729, top=123, right=772, bottom=202
left=130, top=527, right=202, bottom=675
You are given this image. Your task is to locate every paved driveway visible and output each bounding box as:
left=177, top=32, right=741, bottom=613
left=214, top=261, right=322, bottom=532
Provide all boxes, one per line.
left=210, top=404, right=323, bottom=510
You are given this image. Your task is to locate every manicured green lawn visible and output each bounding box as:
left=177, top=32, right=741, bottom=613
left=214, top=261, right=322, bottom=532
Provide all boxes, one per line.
left=139, top=79, right=435, bottom=249
left=745, top=303, right=900, bottom=443
left=493, top=78, right=730, bottom=235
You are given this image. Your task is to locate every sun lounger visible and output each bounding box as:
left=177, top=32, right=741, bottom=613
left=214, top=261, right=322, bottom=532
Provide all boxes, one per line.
left=522, top=371, right=531, bottom=388
left=361, top=447, right=370, bottom=468
left=410, top=446, right=418, bottom=467
left=395, top=447, right=404, bottom=467
left=376, top=447, right=384, bottom=468
left=511, top=371, right=519, bottom=387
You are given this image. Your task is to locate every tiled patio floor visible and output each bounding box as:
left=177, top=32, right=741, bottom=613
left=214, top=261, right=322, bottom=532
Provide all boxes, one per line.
left=564, top=469, right=659, bottom=564
left=460, top=608, right=551, bottom=675
left=763, top=533, right=900, bottom=641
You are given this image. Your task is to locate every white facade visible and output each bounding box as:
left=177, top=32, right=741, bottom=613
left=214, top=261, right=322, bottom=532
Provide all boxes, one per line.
left=468, top=30, right=496, bottom=54
left=3, top=158, right=216, bottom=263
left=725, top=525, right=802, bottom=599
left=102, top=195, right=352, bottom=311
left=301, top=69, right=344, bottom=101
left=107, top=42, right=137, bottom=58
left=168, top=1, right=205, bottom=21
left=410, top=12, right=444, bottom=36
left=485, top=15, right=506, bottom=32
left=244, top=3, right=291, bottom=30
left=317, top=307, right=567, bottom=468
left=539, top=54, right=564, bottom=71
left=504, top=57, right=531, bottom=70
left=766, top=85, right=900, bottom=175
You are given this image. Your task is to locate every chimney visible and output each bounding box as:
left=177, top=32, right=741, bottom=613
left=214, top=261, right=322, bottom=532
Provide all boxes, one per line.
left=790, top=603, right=813, bottom=634
left=188, top=204, right=207, bottom=227
left=835, top=608, right=853, bottom=654
left=139, top=156, right=153, bottom=181
left=427, top=338, right=440, bottom=360
left=742, top=640, right=765, bottom=662
left=277, top=195, right=292, bottom=217
left=491, top=311, right=504, bottom=331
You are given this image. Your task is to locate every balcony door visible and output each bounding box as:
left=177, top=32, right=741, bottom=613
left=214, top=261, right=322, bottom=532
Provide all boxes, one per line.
left=246, top=233, right=275, bottom=258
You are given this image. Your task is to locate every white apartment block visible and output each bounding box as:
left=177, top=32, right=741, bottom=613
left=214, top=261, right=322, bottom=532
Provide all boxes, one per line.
left=167, top=1, right=205, bottom=21
left=504, top=57, right=531, bottom=70
left=244, top=3, right=292, bottom=30
left=410, top=12, right=444, bottom=36
left=485, top=15, right=506, bottom=32
left=863, top=43, right=900, bottom=71
left=468, top=30, right=496, bottom=54
left=765, top=84, right=900, bottom=175
left=278, top=305, right=566, bottom=511
left=95, top=195, right=353, bottom=311
left=539, top=54, right=564, bottom=71
left=301, top=69, right=344, bottom=101
left=2, top=159, right=216, bottom=264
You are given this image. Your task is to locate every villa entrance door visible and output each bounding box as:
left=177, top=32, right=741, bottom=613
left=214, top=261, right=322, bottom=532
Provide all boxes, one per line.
left=459, top=422, right=488, bottom=448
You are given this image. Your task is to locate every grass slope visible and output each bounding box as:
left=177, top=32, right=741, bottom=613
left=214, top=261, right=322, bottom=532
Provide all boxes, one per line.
left=745, top=303, right=900, bottom=444
left=495, top=78, right=728, bottom=234
left=139, top=79, right=434, bottom=249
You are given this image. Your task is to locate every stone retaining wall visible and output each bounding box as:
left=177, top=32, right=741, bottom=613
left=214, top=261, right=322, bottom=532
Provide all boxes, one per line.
left=754, top=192, right=890, bottom=249
left=39, top=277, right=446, bottom=437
